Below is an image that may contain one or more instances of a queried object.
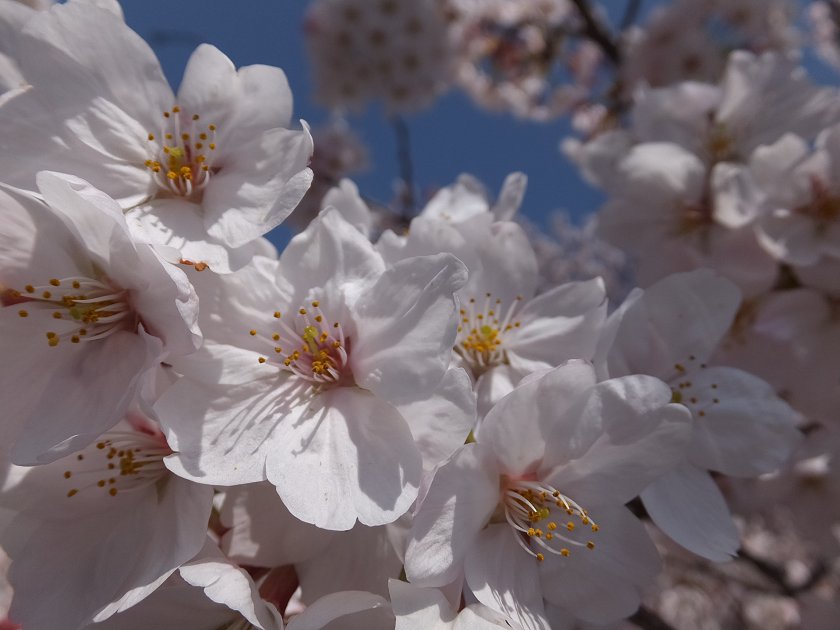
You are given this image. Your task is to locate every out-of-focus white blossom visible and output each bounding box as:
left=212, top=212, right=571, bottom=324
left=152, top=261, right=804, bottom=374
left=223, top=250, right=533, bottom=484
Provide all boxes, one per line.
left=304, top=0, right=457, bottom=113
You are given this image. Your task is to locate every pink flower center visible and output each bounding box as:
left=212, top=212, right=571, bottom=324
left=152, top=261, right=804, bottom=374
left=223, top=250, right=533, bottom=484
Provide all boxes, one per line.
left=9, top=276, right=134, bottom=347
left=250, top=300, right=350, bottom=386
left=503, top=480, right=599, bottom=563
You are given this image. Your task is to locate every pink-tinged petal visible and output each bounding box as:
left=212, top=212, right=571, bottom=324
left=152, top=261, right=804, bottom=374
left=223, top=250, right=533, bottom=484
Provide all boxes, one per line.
left=78, top=579, right=241, bottom=630
left=204, top=125, right=314, bottom=248
left=220, top=483, right=335, bottom=567
left=5, top=473, right=211, bottom=628
left=279, top=208, right=385, bottom=299
left=94, top=476, right=214, bottom=620
left=287, top=591, right=392, bottom=630
left=539, top=506, right=660, bottom=623
left=481, top=361, right=598, bottom=476
left=396, top=368, right=477, bottom=471
left=681, top=366, right=802, bottom=477
left=642, top=463, right=739, bottom=561
left=351, top=253, right=467, bottom=404
left=506, top=278, right=607, bottom=369
left=296, top=524, right=402, bottom=602
left=542, top=375, right=691, bottom=506
left=11, top=328, right=162, bottom=465
left=267, top=387, right=421, bottom=530
left=464, top=525, right=550, bottom=630
left=607, top=269, right=742, bottom=381
left=405, top=443, right=499, bottom=587
left=179, top=538, right=282, bottom=630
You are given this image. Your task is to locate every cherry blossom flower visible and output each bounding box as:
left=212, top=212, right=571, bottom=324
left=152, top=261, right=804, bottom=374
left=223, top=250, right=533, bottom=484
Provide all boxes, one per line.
left=405, top=361, right=691, bottom=626
left=304, top=0, right=457, bottom=112
left=0, top=0, right=313, bottom=272
left=156, top=209, right=469, bottom=530
left=603, top=270, right=801, bottom=561
left=0, top=172, right=200, bottom=464
left=0, top=413, right=213, bottom=629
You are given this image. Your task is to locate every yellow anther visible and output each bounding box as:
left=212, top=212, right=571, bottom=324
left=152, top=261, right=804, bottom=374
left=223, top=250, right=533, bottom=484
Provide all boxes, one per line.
left=49, top=279, right=60, bottom=286
left=311, top=300, right=320, bottom=307
left=591, top=524, right=599, bottom=532
left=24, top=284, right=34, bottom=293
left=258, top=357, right=266, bottom=364
left=527, top=527, right=536, bottom=536
left=272, top=333, right=280, bottom=341
left=586, top=541, right=595, bottom=550
left=249, top=329, right=257, bottom=336
left=566, top=522, right=575, bottom=531
left=172, top=106, right=181, bottom=113
left=148, top=133, right=155, bottom=141
left=536, top=553, right=545, bottom=562
left=560, top=548, right=570, bottom=557
left=63, top=471, right=72, bottom=479
left=67, top=489, right=78, bottom=498
left=547, top=522, right=557, bottom=531
left=18, top=310, right=28, bottom=317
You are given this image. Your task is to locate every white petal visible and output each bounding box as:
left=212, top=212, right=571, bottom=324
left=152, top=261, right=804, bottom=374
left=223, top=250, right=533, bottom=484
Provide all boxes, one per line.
left=542, top=375, right=691, bottom=506
left=396, top=368, right=477, bottom=471
left=351, top=253, right=467, bottom=404
left=680, top=366, right=802, bottom=477
left=464, top=525, right=550, bottom=630
left=641, top=463, right=740, bottom=562
left=405, top=443, right=499, bottom=587
left=481, top=361, right=597, bottom=476
left=539, top=506, right=660, bottom=623
left=287, top=591, right=391, bottom=630
left=607, top=269, right=741, bottom=381
left=219, top=482, right=335, bottom=567
left=179, top=538, right=282, bottom=630
left=267, top=387, right=421, bottom=530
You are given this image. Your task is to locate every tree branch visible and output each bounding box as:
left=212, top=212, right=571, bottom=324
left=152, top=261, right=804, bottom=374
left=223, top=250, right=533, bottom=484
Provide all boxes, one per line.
left=570, top=0, right=621, bottom=64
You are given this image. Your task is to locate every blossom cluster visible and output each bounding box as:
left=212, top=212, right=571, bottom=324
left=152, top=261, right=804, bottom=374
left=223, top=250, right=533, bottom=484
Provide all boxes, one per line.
left=0, top=1, right=835, bottom=629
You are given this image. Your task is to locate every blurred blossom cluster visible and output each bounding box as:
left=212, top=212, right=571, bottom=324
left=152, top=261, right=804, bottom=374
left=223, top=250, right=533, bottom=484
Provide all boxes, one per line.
left=0, top=1, right=839, bottom=629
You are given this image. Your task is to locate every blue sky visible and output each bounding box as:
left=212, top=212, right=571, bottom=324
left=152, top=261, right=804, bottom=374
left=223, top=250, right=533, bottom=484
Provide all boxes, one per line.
left=121, top=1, right=838, bottom=246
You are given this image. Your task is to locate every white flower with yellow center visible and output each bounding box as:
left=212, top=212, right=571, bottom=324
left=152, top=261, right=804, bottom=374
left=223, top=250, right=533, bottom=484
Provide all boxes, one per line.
left=404, top=361, right=691, bottom=627
left=0, top=414, right=213, bottom=630
left=156, top=209, right=472, bottom=530
left=0, top=172, right=200, bottom=465
left=0, top=0, right=313, bottom=272
left=603, top=269, right=801, bottom=562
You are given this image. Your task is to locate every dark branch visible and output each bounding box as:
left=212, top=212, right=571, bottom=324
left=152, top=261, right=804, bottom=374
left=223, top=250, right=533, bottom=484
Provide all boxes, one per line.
left=738, top=549, right=828, bottom=597
left=629, top=605, right=678, bottom=630
left=570, top=0, right=621, bottom=64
